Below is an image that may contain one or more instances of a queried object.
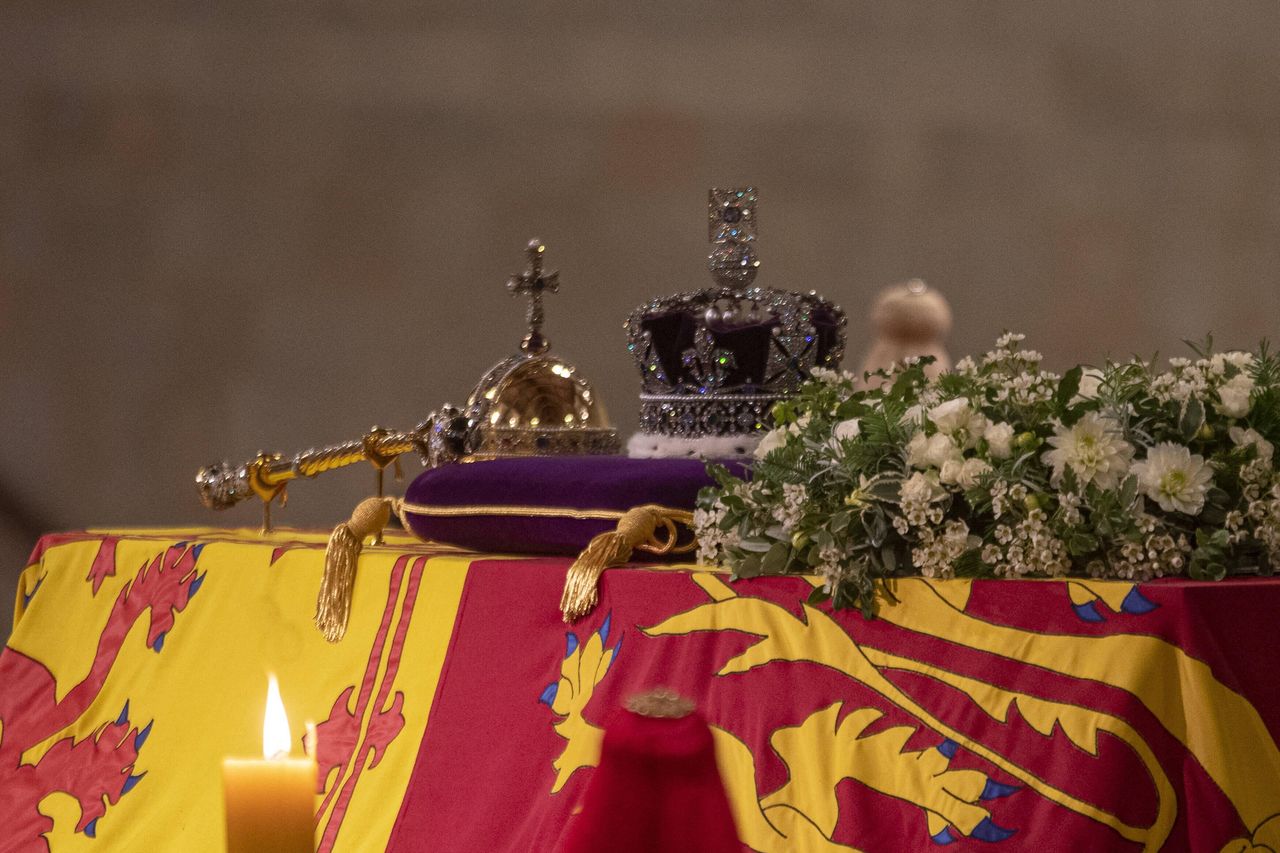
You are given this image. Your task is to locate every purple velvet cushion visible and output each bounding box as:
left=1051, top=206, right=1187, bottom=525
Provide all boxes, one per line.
left=401, top=456, right=747, bottom=556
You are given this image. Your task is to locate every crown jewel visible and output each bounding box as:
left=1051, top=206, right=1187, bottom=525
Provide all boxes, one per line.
left=627, top=188, right=846, bottom=441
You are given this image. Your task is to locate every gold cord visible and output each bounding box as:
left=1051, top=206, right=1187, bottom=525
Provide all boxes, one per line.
left=316, top=496, right=395, bottom=642
left=560, top=505, right=695, bottom=622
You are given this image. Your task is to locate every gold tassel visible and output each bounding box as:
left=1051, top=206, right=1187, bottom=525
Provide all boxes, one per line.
left=560, top=504, right=694, bottom=622
left=316, top=496, right=393, bottom=643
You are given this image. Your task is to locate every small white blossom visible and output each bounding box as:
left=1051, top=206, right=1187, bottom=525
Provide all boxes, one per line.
left=693, top=501, right=739, bottom=565
left=810, top=366, right=856, bottom=385
left=1132, top=443, right=1214, bottom=515
left=995, top=332, right=1026, bottom=348
left=771, top=483, right=809, bottom=532
left=1042, top=412, right=1135, bottom=489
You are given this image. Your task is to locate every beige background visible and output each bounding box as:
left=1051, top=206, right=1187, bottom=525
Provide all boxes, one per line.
left=2, top=2, right=1279, bottom=640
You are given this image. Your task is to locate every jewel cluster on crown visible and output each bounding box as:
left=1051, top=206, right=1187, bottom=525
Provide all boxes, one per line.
left=626, top=188, right=846, bottom=440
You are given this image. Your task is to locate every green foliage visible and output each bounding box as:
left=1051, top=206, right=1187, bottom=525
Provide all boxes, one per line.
left=694, top=335, right=1280, bottom=618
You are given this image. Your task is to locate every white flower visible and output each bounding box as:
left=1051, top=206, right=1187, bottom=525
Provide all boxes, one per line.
left=1229, top=426, right=1274, bottom=464
left=900, top=471, right=945, bottom=504
left=1211, top=351, right=1254, bottom=374
left=907, top=432, right=962, bottom=470
left=1216, top=373, right=1255, bottom=418
left=960, top=457, right=992, bottom=488
left=1041, top=412, right=1134, bottom=489
left=772, top=483, right=810, bottom=532
left=995, top=332, right=1026, bottom=348
left=985, top=422, right=1014, bottom=459
left=928, top=399, right=975, bottom=435
left=1132, top=443, right=1214, bottom=515
left=1075, top=368, right=1104, bottom=402
left=939, top=457, right=991, bottom=489
left=905, top=432, right=929, bottom=468
left=833, top=419, right=861, bottom=441
left=753, top=426, right=789, bottom=460
left=810, top=366, right=854, bottom=385
left=927, top=433, right=963, bottom=467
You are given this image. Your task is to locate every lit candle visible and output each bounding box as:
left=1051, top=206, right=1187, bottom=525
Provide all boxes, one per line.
left=222, top=674, right=316, bottom=853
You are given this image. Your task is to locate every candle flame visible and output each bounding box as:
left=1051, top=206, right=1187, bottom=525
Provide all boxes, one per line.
left=262, top=673, right=292, bottom=759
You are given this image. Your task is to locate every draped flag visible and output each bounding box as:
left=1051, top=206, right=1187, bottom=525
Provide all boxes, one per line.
left=3, top=530, right=1280, bottom=852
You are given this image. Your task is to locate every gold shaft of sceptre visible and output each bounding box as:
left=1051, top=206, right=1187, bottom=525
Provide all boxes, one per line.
left=200, top=429, right=425, bottom=534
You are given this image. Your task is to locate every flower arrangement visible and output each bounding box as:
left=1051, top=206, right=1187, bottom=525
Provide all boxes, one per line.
left=694, top=333, right=1280, bottom=616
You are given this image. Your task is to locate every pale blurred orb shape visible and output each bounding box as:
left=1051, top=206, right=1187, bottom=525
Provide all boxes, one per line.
left=861, top=279, right=953, bottom=383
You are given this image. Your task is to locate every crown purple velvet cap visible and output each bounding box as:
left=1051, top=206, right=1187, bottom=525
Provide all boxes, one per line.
left=402, top=456, right=748, bottom=556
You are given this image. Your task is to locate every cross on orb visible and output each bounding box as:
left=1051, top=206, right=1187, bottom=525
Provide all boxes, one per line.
left=507, top=238, right=560, bottom=354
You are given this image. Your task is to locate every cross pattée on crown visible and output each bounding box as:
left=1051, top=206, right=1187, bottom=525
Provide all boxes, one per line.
left=707, top=187, right=760, bottom=289
left=507, top=238, right=560, bottom=355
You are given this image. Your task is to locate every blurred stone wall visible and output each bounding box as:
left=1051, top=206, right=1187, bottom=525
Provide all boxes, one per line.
left=1, top=1, right=1278, bottom=639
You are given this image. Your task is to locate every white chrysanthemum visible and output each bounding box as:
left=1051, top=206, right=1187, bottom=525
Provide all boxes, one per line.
left=1041, top=412, right=1134, bottom=489
left=1132, top=443, right=1214, bottom=515
left=985, top=422, right=1014, bottom=459
left=1216, top=372, right=1255, bottom=418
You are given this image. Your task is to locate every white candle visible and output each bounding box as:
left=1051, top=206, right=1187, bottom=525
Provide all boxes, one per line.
left=223, top=675, right=316, bottom=853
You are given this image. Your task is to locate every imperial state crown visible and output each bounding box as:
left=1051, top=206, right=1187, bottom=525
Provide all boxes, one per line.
left=626, top=188, right=846, bottom=456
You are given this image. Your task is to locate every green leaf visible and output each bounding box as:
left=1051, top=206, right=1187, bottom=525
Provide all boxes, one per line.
left=1119, top=475, right=1138, bottom=507
left=830, top=511, right=852, bottom=534
left=952, top=548, right=990, bottom=578
left=807, top=584, right=832, bottom=605
left=738, top=538, right=773, bottom=553
left=868, top=479, right=903, bottom=501
left=879, top=543, right=897, bottom=573
left=762, top=542, right=791, bottom=574
left=865, top=509, right=889, bottom=548
left=1180, top=399, right=1205, bottom=441
left=1067, top=532, right=1100, bottom=557
left=735, top=554, right=763, bottom=578
left=1199, top=505, right=1227, bottom=525
left=1056, top=366, right=1083, bottom=409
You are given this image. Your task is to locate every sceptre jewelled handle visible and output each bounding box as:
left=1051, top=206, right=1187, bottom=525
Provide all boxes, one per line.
left=195, top=424, right=444, bottom=533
